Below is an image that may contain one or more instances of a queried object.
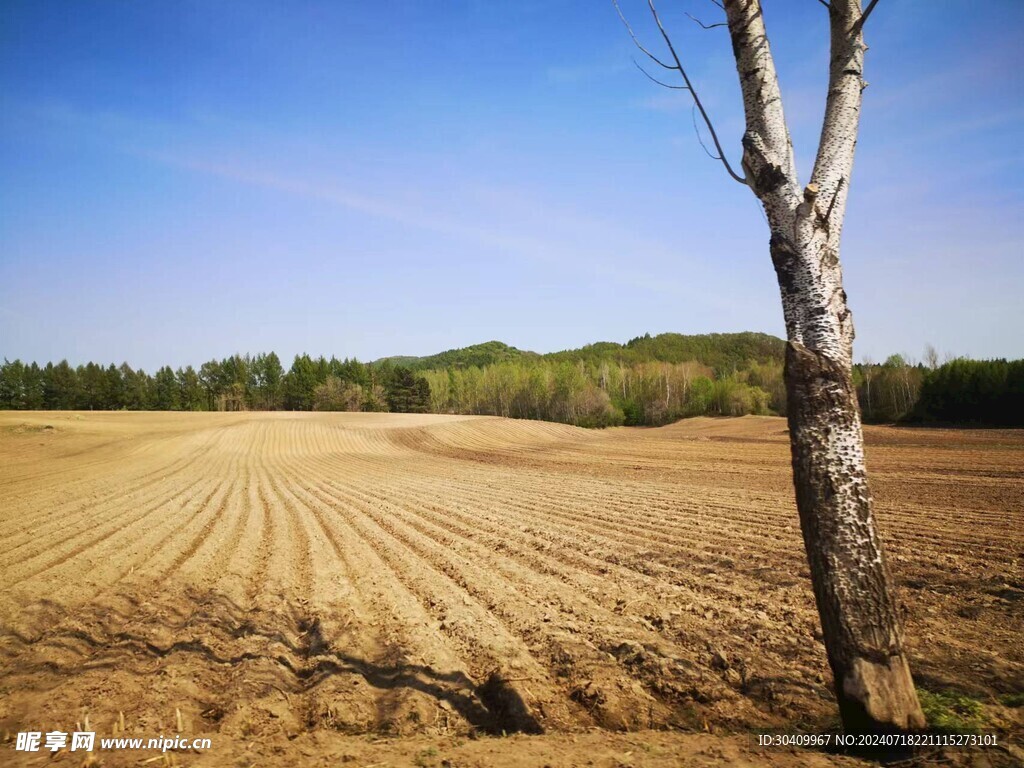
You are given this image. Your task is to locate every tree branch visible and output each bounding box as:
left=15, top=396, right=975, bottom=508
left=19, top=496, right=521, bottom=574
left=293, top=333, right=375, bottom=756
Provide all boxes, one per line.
left=644, top=0, right=747, bottom=185
left=722, top=0, right=800, bottom=204
left=692, top=105, right=722, bottom=160
left=809, top=0, right=869, bottom=239
left=633, top=59, right=690, bottom=90
left=612, top=0, right=676, bottom=70
left=852, top=0, right=880, bottom=36
left=685, top=12, right=726, bottom=30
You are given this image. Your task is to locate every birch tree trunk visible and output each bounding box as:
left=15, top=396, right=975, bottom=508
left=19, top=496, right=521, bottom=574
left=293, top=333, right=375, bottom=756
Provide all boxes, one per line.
left=722, top=0, right=925, bottom=733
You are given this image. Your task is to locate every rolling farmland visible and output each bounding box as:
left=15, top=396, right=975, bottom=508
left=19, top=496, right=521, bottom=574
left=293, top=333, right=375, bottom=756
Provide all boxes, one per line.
left=1, top=412, right=1021, bottom=765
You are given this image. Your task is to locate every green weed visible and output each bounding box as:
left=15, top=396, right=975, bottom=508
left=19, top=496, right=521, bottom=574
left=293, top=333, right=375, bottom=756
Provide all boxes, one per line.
left=917, top=688, right=986, bottom=734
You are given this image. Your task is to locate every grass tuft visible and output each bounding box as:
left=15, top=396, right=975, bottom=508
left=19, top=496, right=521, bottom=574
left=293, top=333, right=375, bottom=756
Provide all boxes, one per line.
left=998, top=692, right=1024, bottom=708
left=917, top=688, right=985, bottom=734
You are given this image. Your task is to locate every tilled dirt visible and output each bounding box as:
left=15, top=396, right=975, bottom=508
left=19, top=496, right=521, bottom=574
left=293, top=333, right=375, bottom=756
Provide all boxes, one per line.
left=0, top=412, right=1021, bottom=766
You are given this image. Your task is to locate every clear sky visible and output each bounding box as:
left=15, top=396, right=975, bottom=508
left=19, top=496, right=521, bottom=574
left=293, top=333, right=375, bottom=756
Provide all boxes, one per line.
left=2, top=0, right=1022, bottom=370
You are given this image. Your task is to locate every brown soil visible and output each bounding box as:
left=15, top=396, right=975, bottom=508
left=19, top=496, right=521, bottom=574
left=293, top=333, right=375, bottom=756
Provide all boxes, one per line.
left=0, top=412, right=1021, bottom=766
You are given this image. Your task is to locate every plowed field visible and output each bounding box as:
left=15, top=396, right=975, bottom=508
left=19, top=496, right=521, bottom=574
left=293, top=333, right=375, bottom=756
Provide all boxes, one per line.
left=1, top=412, right=1021, bottom=766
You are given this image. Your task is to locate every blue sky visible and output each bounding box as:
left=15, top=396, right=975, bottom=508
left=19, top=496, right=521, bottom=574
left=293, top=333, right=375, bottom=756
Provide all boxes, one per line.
left=1, top=0, right=1022, bottom=370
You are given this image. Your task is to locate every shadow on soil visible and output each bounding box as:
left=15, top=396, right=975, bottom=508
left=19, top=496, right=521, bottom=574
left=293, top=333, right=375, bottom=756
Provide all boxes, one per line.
left=0, top=588, right=543, bottom=736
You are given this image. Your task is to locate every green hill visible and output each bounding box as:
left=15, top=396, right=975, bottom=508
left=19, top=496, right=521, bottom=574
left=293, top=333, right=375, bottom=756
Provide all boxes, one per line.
left=378, top=341, right=538, bottom=371
left=383, top=332, right=785, bottom=375
left=544, top=332, right=785, bottom=374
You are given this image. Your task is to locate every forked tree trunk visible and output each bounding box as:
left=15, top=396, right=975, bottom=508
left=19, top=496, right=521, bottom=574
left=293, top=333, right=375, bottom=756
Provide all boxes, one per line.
left=722, top=0, right=925, bottom=733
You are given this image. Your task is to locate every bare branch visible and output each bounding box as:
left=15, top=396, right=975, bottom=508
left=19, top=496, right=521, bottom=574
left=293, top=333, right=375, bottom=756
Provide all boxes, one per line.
left=633, top=59, right=690, bottom=90
left=685, top=12, right=726, bottom=30
left=645, top=0, right=747, bottom=185
left=612, top=0, right=676, bottom=70
left=707, top=0, right=724, bottom=8
left=816, top=0, right=831, bottom=9
left=810, top=0, right=872, bottom=223
left=692, top=105, right=721, bottom=160
left=858, top=0, right=880, bottom=29
left=849, top=0, right=880, bottom=38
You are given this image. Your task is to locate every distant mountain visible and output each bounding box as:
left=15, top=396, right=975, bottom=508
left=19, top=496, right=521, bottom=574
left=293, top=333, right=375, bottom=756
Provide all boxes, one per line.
left=377, top=332, right=785, bottom=374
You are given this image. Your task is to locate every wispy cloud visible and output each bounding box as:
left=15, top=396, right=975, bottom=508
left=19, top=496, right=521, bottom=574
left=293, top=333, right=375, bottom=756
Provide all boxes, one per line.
left=33, top=100, right=713, bottom=300
left=138, top=148, right=731, bottom=307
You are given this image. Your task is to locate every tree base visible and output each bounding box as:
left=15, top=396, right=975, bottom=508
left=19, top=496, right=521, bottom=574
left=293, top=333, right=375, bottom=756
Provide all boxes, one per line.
left=839, top=654, right=926, bottom=734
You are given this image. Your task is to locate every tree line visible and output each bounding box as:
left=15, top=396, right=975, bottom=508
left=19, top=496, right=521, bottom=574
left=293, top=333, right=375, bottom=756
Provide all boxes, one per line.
left=911, top=358, right=1024, bottom=426
left=421, top=359, right=782, bottom=427
left=0, top=354, right=783, bottom=427
left=1, top=338, right=1020, bottom=426
left=853, top=355, right=1024, bottom=426
left=0, top=354, right=430, bottom=414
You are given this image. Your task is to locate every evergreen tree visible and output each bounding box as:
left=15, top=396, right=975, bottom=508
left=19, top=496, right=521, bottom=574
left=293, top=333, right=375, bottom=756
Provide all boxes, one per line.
left=283, top=354, right=318, bottom=410
left=385, top=367, right=431, bottom=413
left=77, top=362, right=108, bottom=410
left=18, top=363, right=43, bottom=409
left=106, top=364, right=126, bottom=409
left=177, top=366, right=204, bottom=411
left=0, top=359, right=25, bottom=408
left=251, top=352, right=284, bottom=410
left=199, top=360, right=223, bottom=411
left=120, top=364, right=151, bottom=410
left=153, top=366, right=180, bottom=410
left=43, top=361, right=78, bottom=409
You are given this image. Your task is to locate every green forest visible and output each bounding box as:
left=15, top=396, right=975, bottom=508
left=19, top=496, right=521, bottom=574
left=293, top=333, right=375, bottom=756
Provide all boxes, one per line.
left=2, top=333, right=1021, bottom=426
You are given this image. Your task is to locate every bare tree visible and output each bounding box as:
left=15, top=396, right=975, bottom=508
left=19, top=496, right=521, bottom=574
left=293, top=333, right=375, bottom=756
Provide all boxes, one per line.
left=616, top=0, right=925, bottom=733
left=861, top=355, right=874, bottom=419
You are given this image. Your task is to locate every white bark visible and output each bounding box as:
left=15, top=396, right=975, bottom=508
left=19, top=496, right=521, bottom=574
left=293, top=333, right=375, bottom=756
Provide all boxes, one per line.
left=720, top=0, right=925, bottom=733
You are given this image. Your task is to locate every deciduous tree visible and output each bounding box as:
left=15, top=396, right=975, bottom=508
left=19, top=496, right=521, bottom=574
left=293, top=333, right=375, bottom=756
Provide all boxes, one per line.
left=616, top=0, right=925, bottom=733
